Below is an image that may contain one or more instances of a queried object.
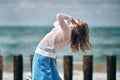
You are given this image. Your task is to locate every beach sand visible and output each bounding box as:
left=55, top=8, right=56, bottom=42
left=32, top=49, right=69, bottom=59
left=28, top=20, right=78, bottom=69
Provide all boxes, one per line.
left=3, top=71, right=120, bottom=80
left=3, top=62, right=120, bottom=80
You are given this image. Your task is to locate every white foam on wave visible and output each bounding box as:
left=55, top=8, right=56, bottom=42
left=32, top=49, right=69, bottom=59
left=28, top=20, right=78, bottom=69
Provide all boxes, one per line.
left=3, top=71, right=120, bottom=80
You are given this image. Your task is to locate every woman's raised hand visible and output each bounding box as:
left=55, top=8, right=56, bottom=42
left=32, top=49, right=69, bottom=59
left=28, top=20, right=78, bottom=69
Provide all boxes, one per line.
left=71, top=18, right=77, bottom=25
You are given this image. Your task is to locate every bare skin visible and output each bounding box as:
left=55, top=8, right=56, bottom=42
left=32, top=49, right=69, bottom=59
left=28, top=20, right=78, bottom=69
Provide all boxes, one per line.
left=70, top=18, right=83, bottom=30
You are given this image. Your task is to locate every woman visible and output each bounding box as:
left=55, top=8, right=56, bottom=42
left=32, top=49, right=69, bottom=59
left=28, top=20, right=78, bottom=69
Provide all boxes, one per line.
left=32, top=13, right=91, bottom=80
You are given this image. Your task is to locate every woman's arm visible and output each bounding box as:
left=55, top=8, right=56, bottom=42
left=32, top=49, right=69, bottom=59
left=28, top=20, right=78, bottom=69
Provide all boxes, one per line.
left=57, top=13, right=72, bottom=28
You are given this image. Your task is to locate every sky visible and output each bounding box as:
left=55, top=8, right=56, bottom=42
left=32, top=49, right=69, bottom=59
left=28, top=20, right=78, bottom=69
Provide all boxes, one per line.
left=0, top=0, right=120, bottom=26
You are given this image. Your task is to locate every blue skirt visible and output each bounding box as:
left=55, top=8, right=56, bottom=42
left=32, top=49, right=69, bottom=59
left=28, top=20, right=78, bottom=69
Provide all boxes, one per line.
left=32, top=53, right=62, bottom=80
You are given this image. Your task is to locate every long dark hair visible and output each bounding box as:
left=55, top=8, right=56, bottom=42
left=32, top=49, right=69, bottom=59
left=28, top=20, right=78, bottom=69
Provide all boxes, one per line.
left=71, top=23, right=92, bottom=52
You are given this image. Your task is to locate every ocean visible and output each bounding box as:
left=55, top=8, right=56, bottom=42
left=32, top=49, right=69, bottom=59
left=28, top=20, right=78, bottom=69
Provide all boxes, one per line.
left=0, top=26, right=120, bottom=79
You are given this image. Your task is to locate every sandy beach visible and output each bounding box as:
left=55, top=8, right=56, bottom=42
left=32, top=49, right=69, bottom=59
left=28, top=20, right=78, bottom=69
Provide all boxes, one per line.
left=2, top=61, right=120, bottom=80
left=3, top=71, right=120, bottom=80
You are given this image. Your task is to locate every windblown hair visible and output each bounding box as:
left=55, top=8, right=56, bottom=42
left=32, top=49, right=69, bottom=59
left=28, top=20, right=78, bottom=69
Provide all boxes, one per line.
left=71, top=23, right=92, bottom=52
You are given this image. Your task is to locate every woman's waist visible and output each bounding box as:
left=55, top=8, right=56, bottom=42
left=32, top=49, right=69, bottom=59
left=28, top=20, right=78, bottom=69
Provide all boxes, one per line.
left=36, top=44, right=55, bottom=53
left=35, top=44, right=56, bottom=58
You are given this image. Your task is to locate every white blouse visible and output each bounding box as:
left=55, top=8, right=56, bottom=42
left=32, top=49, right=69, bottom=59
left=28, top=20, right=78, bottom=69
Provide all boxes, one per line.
left=35, top=13, right=72, bottom=58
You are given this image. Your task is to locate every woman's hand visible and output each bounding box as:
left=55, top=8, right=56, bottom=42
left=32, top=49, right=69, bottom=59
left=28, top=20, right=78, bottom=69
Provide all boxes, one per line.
left=70, top=18, right=78, bottom=29
left=71, top=18, right=77, bottom=25
left=75, top=19, right=83, bottom=25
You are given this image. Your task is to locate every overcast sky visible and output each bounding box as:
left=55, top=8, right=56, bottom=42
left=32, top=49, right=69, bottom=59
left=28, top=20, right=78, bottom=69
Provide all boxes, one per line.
left=0, top=0, right=120, bottom=26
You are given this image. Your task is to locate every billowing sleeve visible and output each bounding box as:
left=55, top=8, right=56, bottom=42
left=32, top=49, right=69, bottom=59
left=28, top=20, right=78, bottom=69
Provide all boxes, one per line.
left=56, top=13, right=72, bottom=29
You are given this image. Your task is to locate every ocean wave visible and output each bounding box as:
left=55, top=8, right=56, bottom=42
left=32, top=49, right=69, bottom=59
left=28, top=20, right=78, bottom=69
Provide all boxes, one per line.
left=0, top=26, right=120, bottom=73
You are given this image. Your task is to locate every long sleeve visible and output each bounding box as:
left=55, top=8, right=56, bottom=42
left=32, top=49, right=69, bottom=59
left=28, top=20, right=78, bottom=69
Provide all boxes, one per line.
left=37, top=13, right=72, bottom=55
left=56, top=13, right=72, bottom=29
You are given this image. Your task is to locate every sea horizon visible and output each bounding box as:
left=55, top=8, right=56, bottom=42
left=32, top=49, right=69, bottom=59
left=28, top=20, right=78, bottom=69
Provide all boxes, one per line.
left=0, top=25, right=120, bottom=27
